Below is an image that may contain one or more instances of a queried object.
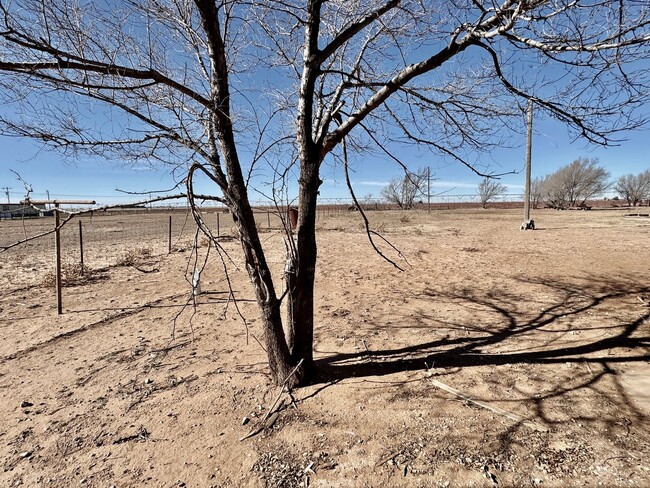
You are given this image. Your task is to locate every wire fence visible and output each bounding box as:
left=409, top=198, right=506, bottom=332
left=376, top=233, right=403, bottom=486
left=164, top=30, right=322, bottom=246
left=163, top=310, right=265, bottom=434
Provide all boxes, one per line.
left=1, top=192, right=638, bottom=267
left=1, top=194, right=643, bottom=293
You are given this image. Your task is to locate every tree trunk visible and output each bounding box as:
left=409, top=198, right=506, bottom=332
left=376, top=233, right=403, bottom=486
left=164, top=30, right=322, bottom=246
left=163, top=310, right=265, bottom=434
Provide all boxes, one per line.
left=284, top=160, right=321, bottom=383
left=228, top=195, right=298, bottom=386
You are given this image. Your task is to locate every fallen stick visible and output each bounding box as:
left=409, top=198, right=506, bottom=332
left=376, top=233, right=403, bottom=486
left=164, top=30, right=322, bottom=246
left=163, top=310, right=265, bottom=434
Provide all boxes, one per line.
left=263, top=358, right=305, bottom=423
left=429, top=378, right=549, bottom=432
left=240, top=359, right=304, bottom=441
left=375, top=450, right=399, bottom=467
left=239, top=402, right=284, bottom=441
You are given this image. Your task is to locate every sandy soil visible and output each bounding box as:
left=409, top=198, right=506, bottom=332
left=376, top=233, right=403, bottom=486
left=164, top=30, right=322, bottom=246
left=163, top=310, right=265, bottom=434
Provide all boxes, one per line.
left=1, top=208, right=649, bottom=487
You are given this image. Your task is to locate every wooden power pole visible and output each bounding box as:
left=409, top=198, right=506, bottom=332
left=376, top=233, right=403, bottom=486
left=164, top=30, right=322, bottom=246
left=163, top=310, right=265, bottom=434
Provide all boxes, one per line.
left=523, top=100, right=534, bottom=229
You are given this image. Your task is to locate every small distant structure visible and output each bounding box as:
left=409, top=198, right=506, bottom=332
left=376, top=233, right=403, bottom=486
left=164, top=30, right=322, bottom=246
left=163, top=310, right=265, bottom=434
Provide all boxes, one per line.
left=0, top=203, right=47, bottom=219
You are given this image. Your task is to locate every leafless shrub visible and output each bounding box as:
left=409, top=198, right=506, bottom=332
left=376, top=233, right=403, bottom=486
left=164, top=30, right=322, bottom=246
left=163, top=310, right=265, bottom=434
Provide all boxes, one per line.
left=614, top=170, right=650, bottom=206
left=381, top=169, right=428, bottom=210
left=530, top=177, right=545, bottom=209
left=116, top=247, right=153, bottom=267
left=478, top=178, right=507, bottom=208
left=540, top=158, right=610, bottom=209
left=41, top=263, right=93, bottom=287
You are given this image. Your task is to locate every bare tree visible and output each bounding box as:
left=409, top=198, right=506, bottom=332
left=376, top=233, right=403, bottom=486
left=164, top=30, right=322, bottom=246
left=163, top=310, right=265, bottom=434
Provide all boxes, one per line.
left=530, top=176, right=545, bottom=209
left=1, top=1, right=649, bottom=385
left=380, top=168, right=427, bottom=210
left=541, top=158, right=610, bottom=209
left=478, top=177, right=507, bottom=208
left=614, top=171, right=650, bottom=206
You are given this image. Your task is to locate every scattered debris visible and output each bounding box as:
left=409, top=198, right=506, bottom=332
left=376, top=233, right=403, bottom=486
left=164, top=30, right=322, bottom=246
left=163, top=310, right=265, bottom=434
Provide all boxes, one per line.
left=112, top=426, right=150, bottom=445
left=483, top=464, right=498, bottom=485
left=252, top=451, right=304, bottom=488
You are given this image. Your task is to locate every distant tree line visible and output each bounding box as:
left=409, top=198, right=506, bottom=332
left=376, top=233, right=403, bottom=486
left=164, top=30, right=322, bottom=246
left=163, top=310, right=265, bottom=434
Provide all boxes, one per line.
left=382, top=158, right=649, bottom=210
left=530, top=158, right=650, bottom=209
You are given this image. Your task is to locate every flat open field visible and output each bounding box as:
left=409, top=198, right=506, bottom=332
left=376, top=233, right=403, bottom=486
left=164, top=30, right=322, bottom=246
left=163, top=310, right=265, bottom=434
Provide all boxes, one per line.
left=1, top=208, right=649, bottom=487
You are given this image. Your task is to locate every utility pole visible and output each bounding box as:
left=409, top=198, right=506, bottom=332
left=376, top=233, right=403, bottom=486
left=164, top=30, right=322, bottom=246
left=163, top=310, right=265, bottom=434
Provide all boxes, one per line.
left=522, top=99, right=534, bottom=229
left=3, top=186, right=11, bottom=204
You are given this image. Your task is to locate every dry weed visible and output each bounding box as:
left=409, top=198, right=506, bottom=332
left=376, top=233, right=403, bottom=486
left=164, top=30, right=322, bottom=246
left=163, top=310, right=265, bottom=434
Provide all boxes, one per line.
left=199, top=235, right=211, bottom=247
left=399, top=213, right=411, bottom=223
left=41, top=262, right=94, bottom=287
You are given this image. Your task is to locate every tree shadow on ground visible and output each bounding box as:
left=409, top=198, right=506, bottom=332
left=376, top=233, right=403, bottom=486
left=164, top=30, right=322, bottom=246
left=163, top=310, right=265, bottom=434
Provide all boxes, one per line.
left=313, top=274, right=650, bottom=428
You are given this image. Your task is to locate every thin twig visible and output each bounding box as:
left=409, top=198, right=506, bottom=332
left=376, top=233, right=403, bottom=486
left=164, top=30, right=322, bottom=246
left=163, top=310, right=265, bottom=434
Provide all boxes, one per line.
left=341, top=138, right=406, bottom=271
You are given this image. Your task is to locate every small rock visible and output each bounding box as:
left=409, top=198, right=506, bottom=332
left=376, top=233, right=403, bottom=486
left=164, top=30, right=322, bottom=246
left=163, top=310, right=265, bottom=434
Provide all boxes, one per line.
left=144, top=378, right=153, bottom=385
left=242, top=417, right=250, bottom=426
left=19, top=451, right=32, bottom=458
left=20, top=401, right=33, bottom=408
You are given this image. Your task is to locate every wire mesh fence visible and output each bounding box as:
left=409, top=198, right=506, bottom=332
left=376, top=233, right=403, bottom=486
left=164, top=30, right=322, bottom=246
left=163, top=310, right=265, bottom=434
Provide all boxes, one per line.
left=0, top=194, right=629, bottom=292
left=0, top=208, right=299, bottom=289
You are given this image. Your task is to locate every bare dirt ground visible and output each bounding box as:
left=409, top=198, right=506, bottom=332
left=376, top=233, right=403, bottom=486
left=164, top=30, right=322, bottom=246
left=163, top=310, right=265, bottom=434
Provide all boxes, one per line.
left=1, top=208, right=649, bottom=487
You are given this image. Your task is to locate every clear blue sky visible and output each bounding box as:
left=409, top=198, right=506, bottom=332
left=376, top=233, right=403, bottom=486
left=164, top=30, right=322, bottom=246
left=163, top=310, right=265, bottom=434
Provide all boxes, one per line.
left=1, top=114, right=648, bottom=206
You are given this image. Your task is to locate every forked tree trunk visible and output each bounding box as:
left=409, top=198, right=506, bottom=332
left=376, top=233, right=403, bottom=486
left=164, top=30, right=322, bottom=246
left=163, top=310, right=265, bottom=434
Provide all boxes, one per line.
left=230, top=178, right=319, bottom=387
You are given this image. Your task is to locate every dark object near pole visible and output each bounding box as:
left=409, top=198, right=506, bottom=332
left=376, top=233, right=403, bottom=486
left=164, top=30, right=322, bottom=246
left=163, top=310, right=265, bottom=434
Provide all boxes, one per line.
left=520, top=219, right=535, bottom=230
left=288, top=207, right=298, bottom=230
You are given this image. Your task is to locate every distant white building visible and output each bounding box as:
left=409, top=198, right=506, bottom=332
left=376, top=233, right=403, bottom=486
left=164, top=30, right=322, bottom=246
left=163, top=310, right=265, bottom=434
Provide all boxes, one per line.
left=0, top=203, right=47, bottom=219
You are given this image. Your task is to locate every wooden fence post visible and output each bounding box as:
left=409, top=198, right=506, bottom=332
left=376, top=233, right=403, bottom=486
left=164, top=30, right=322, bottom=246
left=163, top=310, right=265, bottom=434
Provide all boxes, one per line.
left=24, top=198, right=95, bottom=316
left=168, top=215, right=172, bottom=253
left=216, top=212, right=220, bottom=237
left=55, top=202, right=62, bottom=315
left=78, top=219, right=84, bottom=273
